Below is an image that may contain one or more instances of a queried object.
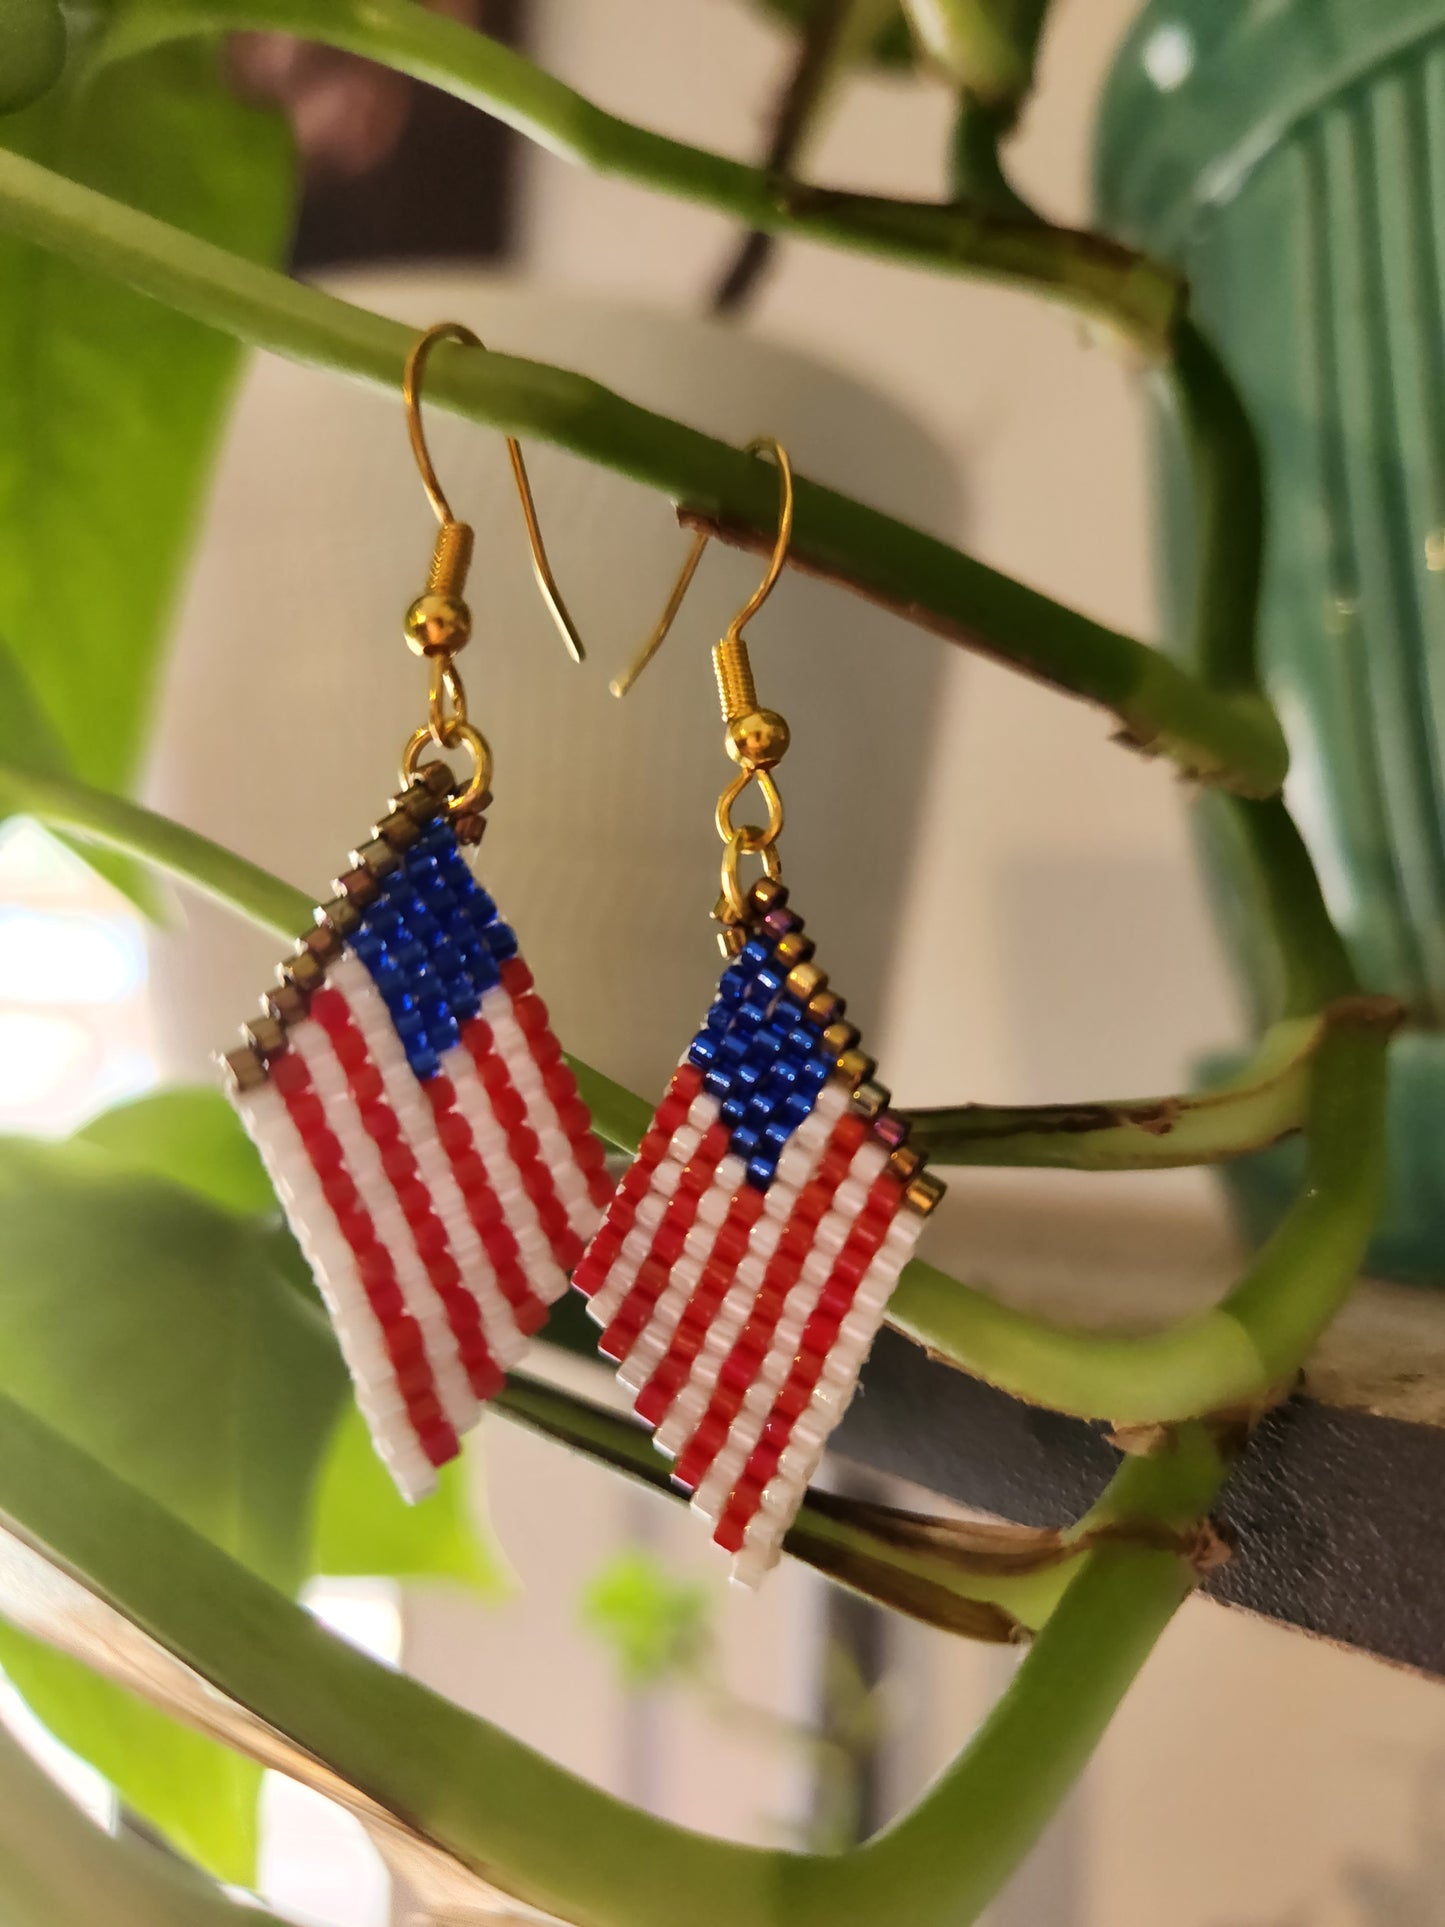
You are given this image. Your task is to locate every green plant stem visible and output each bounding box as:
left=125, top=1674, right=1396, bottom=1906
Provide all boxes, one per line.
left=7, top=766, right=1380, bottom=1423
left=1230, top=793, right=1359, bottom=1015
left=912, top=1011, right=1322, bottom=1168
left=0, top=763, right=312, bottom=935
left=786, top=1426, right=1222, bottom=1927
left=0, top=149, right=1288, bottom=795
left=0, top=1391, right=1219, bottom=1927
left=894, top=1012, right=1390, bottom=1421
left=106, top=0, right=1179, bottom=350
left=949, top=93, right=1038, bottom=219
left=495, top=1375, right=1060, bottom=1638
left=713, top=0, right=897, bottom=313
left=0, top=1719, right=282, bottom=1927
left=1165, top=317, right=1267, bottom=697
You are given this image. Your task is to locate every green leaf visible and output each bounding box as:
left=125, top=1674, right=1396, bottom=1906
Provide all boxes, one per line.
left=0, top=1716, right=284, bottom=1927
left=312, top=1401, right=510, bottom=1595
left=898, top=0, right=1047, bottom=102
left=0, top=1639, right=263, bottom=1884
left=580, top=1550, right=713, bottom=1689
left=0, top=0, right=65, bottom=113
left=0, top=1136, right=347, bottom=1879
left=75, top=1085, right=274, bottom=1219
left=0, top=630, right=162, bottom=914
left=0, top=25, right=294, bottom=827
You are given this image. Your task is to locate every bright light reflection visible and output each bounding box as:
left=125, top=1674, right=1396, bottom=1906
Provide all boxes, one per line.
left=258, top=1584, right=401, bottom=1927
left=304, top=1579, right=403, bottom=1666
left=1142, top=23, right=1194, bottom=90
left=0, top=1010, right=91, bottom=1110
left=0, top=820, right=92, bottom=891
left=0, top=909, right=147, bottom=1004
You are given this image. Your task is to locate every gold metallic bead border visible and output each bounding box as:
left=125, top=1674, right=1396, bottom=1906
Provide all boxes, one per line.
left=741, top=875, right=944, bottom=1221
left=219, top=761, right=473, bottom=1095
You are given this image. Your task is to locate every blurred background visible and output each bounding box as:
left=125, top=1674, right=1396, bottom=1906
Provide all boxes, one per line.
left=5, top=0, right=1445, bottom=1922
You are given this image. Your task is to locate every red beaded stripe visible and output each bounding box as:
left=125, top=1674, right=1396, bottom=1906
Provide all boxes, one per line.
left=597, top=1120, right=732, bottom=1363
left=309, top=989, right=503, bottom=1403
left=269, top=1044, right=458, bottom=1468
left=459, top=1011, right=582, bottom=1272
left=500, top=959, right=613, bottom=1212
left=670, top=1113, right=866, bottom=1493
left=572, top=1064, right=704, bottom=1298
left=422, top=1072, right=551, bottom=1338
left=713, top=1169, right=905, bottom=1553
left=633, top=1181, right=769, bottom=1435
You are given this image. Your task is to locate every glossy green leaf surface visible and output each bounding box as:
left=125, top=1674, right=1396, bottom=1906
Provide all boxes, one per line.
left=0, top=1134, right=346, bottom=1877
left=0, top=0, right=65, bottom=112
left=0, top=26, right=293, bottom=806
left=0, top=1718, right=283, bottom=1927
left=0, top=631, right=159, bottom=912
left=312, top=1402, right=508, bottom=1595
left=76, top=1085, right=274, bottom=1219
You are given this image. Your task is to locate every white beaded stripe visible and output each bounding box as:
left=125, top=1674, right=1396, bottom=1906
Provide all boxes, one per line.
left=653, top=1096, right=859, bottom=1463
left=583, top=1092, right=730, bottom=1328
left=689, top=1136, right=890, bottom=1523
left=230, top=1075, right=436, bottom=1501
left=443, top=1039, right=570, bottom=1304
left=331, top=957, right=530, bottom=1370
left=482, top=983, right=602, bottom=1243
left=602, top=1137, right=736, bottom=1369
left=730, top=1210, right=923, bottom=1586
left=581, top=1062, right=730, bottom=1326
left=619, top=1084, right=851, bottom=1394
left=288, top=1020, right=480, bottom=1440
left=236, top=1082, right=433, bottom=1498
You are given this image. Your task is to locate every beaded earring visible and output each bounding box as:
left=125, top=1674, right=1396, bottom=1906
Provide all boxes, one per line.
left=219, top=324, right=612, bottom=1500
left=572, top=441, right=944, bottom=1584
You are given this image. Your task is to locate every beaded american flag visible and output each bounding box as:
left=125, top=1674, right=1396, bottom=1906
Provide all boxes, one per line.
left=573, top=876, right=943, bottom=1586
left=220, top=764, right=612, bottom=1500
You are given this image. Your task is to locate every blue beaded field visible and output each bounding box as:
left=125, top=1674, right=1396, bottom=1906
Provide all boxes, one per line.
left=348, top=821, right=521, bottom=1081
left=685, top=930, right=843, bottom=1191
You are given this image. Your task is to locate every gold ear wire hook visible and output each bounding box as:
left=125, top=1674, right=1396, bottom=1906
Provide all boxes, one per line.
left=609, top=438, right=793, bottom=698
left=611, top=439, right=794, bottom=926
left=403, top=321, right=585, bottom=663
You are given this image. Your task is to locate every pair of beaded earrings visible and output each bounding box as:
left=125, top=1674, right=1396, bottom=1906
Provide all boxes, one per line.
left=222, top=324, right=943, bottom=1585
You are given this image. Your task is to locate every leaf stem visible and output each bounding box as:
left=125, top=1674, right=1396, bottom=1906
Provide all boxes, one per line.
left=0, top=764, right=312, bottom=935
left=893, top=1009, right=1391, bottom=1421
left=0, top=1718, right=283, bottom=1927
left=494, top=1374, right=1061, bottom=1638
left=107, top=0, right=1180, bottom=350
left=7, top=767, right=1382, bottom=1425
left=785, top=1426, right=1222, bottom=1927
left=912, top=1011, right=1324, bottom=1168
left=0, top=1392, right=1218, bottom=1927
left=0, top=146, right=1288, bottom=793
left=1165, top=317, right=1267, bottom=697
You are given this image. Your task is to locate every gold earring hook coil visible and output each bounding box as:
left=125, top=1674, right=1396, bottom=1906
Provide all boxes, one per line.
left=609, top=438, right=794, bottom=699
left=403, top=321, right=586, bottom=663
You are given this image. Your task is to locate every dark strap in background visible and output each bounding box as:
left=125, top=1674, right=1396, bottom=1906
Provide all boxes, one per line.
left=837, top=1329, right=1445, bottom=1679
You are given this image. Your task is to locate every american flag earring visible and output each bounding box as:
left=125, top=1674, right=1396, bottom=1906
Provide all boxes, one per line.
left=218, top=324, right=612, bottom=1500
left=574, top=440, right=945, bottom=1585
